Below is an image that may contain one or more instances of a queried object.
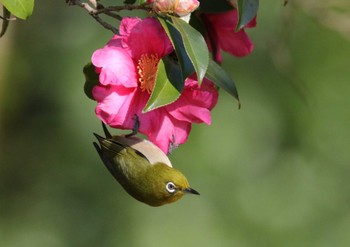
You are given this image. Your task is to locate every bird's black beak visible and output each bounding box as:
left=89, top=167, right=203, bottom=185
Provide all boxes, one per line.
left=184, top=187, right=200, bottom=195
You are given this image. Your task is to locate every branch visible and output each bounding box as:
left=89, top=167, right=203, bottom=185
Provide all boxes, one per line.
left=96, top=5, right=152, bottom=14
left=66, top=0, right=119, bottom=34
left=66, top=0, right=153, bottom=34
left=0, top=15, right=16, bottom=21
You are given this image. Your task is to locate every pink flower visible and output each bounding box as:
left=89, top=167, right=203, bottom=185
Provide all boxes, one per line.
left=91, top=17, right=218, bottom=154
left=201, top=9, right=257, bottom=63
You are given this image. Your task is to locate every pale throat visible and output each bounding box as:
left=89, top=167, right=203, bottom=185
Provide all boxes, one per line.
left=137, top=53, right=159, bottom=94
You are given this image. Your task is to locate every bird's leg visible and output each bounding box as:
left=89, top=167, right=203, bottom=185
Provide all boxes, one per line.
left=168, top=134, right=178, bottom=154
left=126, top=114, right=140, bottom=137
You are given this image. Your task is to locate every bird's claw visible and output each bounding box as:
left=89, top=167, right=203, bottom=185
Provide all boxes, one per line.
left=126, top=114, right=140, bottom=137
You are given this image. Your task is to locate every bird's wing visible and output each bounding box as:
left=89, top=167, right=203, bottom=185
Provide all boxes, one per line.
left=114, top=135, right=173, bottom=167
left=93, top=133, right=151, bottom=177
left=97, top=122, right=171, bottom=167
left=93, top=140, right=118, bottom=178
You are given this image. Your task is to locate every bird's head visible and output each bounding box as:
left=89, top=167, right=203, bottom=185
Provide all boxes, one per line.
left=142, top=163, right=200, bottom=206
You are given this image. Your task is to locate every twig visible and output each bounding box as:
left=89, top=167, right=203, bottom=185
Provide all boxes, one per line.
left=67, top=0, right=152, bottom=34
left=96, top=5, right=152, bottom=14
left=67, top=0, right=96, bottom=13
left=103, top=11, right=123, bottom=21
left=66, top=0, right=118, bottom=33
left=0, top=15, right=16, bottom=21
left=91, top=14, right=119, bottom=33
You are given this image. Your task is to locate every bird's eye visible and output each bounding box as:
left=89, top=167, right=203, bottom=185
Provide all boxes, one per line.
left=166, top=182, right=176, bottom=193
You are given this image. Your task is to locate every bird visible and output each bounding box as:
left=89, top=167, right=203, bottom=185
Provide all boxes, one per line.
left=93, top=122, right=199, bottom=207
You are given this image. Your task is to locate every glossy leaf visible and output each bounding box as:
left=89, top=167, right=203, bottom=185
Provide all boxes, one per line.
left=236, top=0, right=259, bottom=31
left=0, top=0, right=34, bottom=19
left=205, top=60, right=240, bottom=107
left=158, top=16, right=194, bottom=81
left=83, top=63, right=100, bottom=100
left=143, top=57, right=184, bottom=112
left=170, top=16, right=209, bottom=84
left=0, top=6, right=11, bottom=38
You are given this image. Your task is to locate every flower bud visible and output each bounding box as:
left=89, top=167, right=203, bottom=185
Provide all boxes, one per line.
left=148, top=0, right=200, bottom=17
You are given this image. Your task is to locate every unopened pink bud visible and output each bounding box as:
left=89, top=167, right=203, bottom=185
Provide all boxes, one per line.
left=174, top=0, right=199, bottom=16
left=154, top=0, right=173, bottom=13
left=150, top=0, right=199, bottom=17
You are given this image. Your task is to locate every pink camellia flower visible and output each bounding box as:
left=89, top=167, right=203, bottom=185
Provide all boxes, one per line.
left=91, top=17, right=218, bottom=154
left=201, top=9, right=257, bottom=63
left=148, top=0, right=199, bottom=17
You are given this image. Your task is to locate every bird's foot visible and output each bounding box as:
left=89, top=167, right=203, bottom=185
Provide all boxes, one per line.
left=126, top=114, right=140, bottom=137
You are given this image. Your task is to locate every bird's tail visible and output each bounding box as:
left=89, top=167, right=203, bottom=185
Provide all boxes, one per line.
left=93, top=123, right=127, bottom=180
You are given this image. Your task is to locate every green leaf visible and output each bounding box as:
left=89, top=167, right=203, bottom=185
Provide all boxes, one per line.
left=158, top=16, right=194, bottom=81
left=198, top=0, right=234, bottom=13
left=170, top=16, right=209, bottom=84
left=0, top=6, right=11, bottom=38
left=236, top=0, right=259, bottom=31
left=143, top=57, right=184, bottom=112
left=83, top=63, right=100, bottom=100
left=0, top=0, right=34, bottom=19
left=206, top=60, right=240, bottom=107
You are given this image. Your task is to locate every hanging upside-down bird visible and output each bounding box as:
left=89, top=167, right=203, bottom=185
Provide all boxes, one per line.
left=93, top=122, right=199, bottom=206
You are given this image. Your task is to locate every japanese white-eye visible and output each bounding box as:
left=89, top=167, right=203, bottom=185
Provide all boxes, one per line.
left=93, top=123, right=199, bottom=207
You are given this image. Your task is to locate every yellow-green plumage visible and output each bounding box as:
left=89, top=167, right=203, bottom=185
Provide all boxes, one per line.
left=93, top=124, right=199, bottom=207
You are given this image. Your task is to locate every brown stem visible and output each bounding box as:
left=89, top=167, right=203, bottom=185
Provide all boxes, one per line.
left=95, top=5, right=152, bottom=14
left=90, top=14, right=119, bottom=34
left=66, top=1, right=152, bottom=34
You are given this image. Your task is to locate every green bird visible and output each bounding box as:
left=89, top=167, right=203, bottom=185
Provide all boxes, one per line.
left=93, top=123, right=199, bottom=207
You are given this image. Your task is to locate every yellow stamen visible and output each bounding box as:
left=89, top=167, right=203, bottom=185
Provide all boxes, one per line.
left=137, top=54, right=159, bottom=94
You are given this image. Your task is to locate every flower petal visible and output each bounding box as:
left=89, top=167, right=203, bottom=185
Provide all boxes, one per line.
left=139, top=109, right=191, bottom=154
left=122, top=17, right=173, bottom=60
left=92, top=40, right=138, bottom=87
left=167, top=104, right=212, bottom=124
left=93, top=85, right=137, bottom=126
left=119, top=17, right=142, bottom=37
left=150, top=114, right=191, bottom=154
left=107, top=88, right=191, bottom=154
left=202, top=9, right=256, bottom=61
left=218, top=28, right=254, bottom=57
left=166, top=78, right=218, bottom=124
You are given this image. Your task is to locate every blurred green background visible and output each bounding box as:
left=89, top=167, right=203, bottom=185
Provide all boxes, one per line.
left=1, top=1, right=350, bottom=246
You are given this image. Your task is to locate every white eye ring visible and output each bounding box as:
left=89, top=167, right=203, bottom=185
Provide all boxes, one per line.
left=166, top=182, right=176, bottom=193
